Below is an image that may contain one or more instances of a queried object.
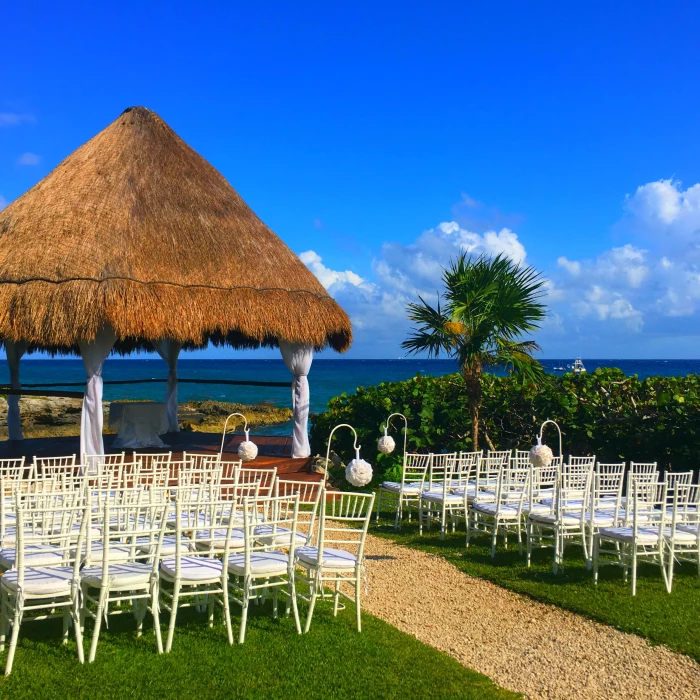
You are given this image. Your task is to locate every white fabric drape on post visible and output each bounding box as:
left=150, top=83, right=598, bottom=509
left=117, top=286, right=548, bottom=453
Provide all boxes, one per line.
left=152, top=339, right=183, bottom=432
left=279, top=341, right=313, bottom=459
left=78, top=326, right=117, bottom=460
left=5, top=340, right=29, bottom=441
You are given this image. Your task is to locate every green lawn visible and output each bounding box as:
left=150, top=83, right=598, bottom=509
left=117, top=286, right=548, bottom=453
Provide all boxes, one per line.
left=373, top=511, right=700, bottom=661
left=0, top=597, right=518, bottom=700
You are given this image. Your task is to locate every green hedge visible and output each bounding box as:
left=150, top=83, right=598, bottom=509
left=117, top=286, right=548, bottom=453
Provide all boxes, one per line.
left=309, top=368, right=700, bottom=484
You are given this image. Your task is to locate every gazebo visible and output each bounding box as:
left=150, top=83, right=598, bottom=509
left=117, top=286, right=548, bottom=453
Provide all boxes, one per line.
left=0, top=107, right=351, bottom=459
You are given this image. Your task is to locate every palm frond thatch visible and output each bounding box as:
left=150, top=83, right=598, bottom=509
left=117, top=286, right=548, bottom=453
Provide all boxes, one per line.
left=0, top=107, right=352, bottom=354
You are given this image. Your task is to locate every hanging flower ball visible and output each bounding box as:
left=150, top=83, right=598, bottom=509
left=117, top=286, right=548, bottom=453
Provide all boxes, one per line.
left=377, top=434, right=396, bottom=454
left=346, top=447, right=373, bottom=487
left=238, top=430, right=258, bottom=462
left=529, top=441, right=553, bottom=467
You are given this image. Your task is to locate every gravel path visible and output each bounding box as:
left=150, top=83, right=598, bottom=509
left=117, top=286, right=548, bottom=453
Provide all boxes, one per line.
left=361, top=533, right=700, bottom=700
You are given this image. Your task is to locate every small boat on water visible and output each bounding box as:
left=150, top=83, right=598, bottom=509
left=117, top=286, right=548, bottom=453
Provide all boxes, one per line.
left=572, top=358, right=587, bottom=374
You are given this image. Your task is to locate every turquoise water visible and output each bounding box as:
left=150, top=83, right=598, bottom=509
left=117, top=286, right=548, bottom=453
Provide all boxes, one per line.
left=2, top=358, right=700, bottom=435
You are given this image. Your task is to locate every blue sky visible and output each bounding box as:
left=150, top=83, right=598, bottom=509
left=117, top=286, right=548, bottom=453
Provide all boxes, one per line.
left=2, top=2, right=700, bottom=359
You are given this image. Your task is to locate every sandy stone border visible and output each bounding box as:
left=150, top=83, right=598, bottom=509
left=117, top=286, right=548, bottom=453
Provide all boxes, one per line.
left=361, top=532, right=700, bottom=700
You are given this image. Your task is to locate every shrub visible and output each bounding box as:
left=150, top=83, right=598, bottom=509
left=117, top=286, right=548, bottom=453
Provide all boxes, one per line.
left=310, top=368, right=700, bottom=483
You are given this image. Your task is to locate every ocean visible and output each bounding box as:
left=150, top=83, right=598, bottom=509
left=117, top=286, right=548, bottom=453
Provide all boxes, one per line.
left=2, top=358, right=700, bottom=435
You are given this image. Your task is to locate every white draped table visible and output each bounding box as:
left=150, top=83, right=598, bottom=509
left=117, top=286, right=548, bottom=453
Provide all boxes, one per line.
left=108, top=401, right=169, bottom=449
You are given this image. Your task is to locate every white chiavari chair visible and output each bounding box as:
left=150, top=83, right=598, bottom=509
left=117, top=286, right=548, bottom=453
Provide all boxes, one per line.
left=595, top=476, right=666, bottom=595
left=0, top=458, right=25, bottom=482
left=581, top=463, right=625, bottom=567
left=487, top=450, right=511, bottom=467
left=265, top=480, right=323, bottom=546
left=80, top=498, right=169, bottom=661
left=376, top=452, right=429, bottom=528
left=82, top=452, right=125, bottom=478
left=32, top=455, right=77, bottom=480
left=528, top=463, right=592, bottom=573
left=662, top=480, right=699, bottom=592
left=467, top=465, right=530, bottom=557
left=419, top=454, right=461, bottom=539
left=228, top=494, right=302, bottom=642
left=296, top=490, right=375, bottom=633
left=159, top=496, right=236, bottom=652
left=622, top=462, right=658, bottom=506
left=0, top=501, right=87, bottom=674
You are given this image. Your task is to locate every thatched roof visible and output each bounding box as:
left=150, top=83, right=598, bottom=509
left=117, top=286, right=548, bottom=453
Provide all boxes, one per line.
left=0, top=107, right=351, bottom=354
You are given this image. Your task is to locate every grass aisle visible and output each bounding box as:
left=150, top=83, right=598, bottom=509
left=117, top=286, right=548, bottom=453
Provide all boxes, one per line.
left=0, top=601, right=518, bottom=699
left=373, top=516, right=700, bottom=661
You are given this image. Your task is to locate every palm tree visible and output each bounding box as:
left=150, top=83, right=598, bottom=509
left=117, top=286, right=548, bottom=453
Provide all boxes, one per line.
left=402, top=253, right=547, bottom=450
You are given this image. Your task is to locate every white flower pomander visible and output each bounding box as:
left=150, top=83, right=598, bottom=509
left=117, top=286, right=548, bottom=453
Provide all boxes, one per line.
left=529, top=440, right=553, bottom=467
left=377, top=431, right=396, bottom=454
left=345, top=448, right=373, bottom=487
left=238, top=430, right=258, bottom=462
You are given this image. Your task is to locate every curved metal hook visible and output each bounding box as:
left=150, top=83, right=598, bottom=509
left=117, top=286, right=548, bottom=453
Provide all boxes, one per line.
left=325, top=423, right=360, bottom=486
left=220, top=412, right=250, bottom=455
left=385, top=412, right=408, bottom=467
left=538, top=418, right=563, bottom=459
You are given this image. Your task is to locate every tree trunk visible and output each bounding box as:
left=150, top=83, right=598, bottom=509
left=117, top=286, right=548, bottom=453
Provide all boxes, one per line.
left=462, top=365, right=483, bottom=451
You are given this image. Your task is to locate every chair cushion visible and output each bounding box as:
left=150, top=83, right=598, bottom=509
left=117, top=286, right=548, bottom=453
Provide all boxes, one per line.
left=0, top=528, right=42, bottom=548
left=471, top=503, right=519, bottom=519
left=254, top=525, right=307, bottom=546
left=81, top=562, right=153, bottom=588
left=296, top=546, right=357, bottom=570
left=420, top=491, right=463, bottom=503
left=452, top=486, right=476, bottom=498
left=71, top=542, right=133, bottom=564
left=598, top=526, right=662, bottom=543
left=0, top=544, right=64, bottom=569
left=160, top=556, right=223, bottom=582
left=529, top=512, right=582, bottom=526
left=136, top=535, right=192, bottom=555
left=1, top=566, right=75, bottom=597
left=228, top=551, right=290, bottom=576
left=381, top=482, right=422, bottom=495
left=194, top=528, right=245, bottom=549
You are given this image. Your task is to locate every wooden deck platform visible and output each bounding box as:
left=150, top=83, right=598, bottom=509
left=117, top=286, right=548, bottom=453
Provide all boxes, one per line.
left=0, top=432, right=319, bottom=482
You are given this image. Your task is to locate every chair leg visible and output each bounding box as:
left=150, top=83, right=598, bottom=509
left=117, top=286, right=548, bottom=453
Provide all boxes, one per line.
left=440, top=505, right=446, bottom=541
left=355, top=572, right=362, bottom=633
left=664, top=541, right=674, bottom=594
left=375, top=489, right=382, bottom=523
left=0, top=591, right=8, bottom=653
left=526, top=520, right=532, bottom=567
left=207, top=596, right=215, bottom=628
left=490, top=520, right=498, bottom=559
left=151, top=583, right=164, bottom=654
left=332, top=578, right=341, bottom=617
left=222, top=588, right=234, bottom=645
left=393, top=496, right=401, bottom=530
left=289, top=576, right=302, bottom=635
left=304, top=572, right=320, bottom=634
left=239, top=578, right=251, bottom=644
left=4, top=605, right=22, bottom=676
left=593, top=535, right=599, bottom=584
left=88, top=587, right=108, bottom=663
left=72, top=600, right=85, bottom=664
left=418, top=500, right=424, bottom=536
left=631, top=547, right=638, bottom=596
left=165, top=584, right=180, bottom=653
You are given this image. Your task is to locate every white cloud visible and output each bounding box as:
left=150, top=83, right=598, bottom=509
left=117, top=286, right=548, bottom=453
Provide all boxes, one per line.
left=0, top=113, right=35, bottom=127
left=622, top=179, right=700, bottom=245
left=16, top=152, right=40, bottom=166
left=0, top=196, right=7, bottom=211
left=303, top=180, right=700, bottom=357
left=299, top=250, right=375, bottom=293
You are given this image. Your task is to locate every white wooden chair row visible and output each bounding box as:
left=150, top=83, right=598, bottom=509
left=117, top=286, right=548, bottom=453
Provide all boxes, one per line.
left=0, top=482, right=374, bottom=675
